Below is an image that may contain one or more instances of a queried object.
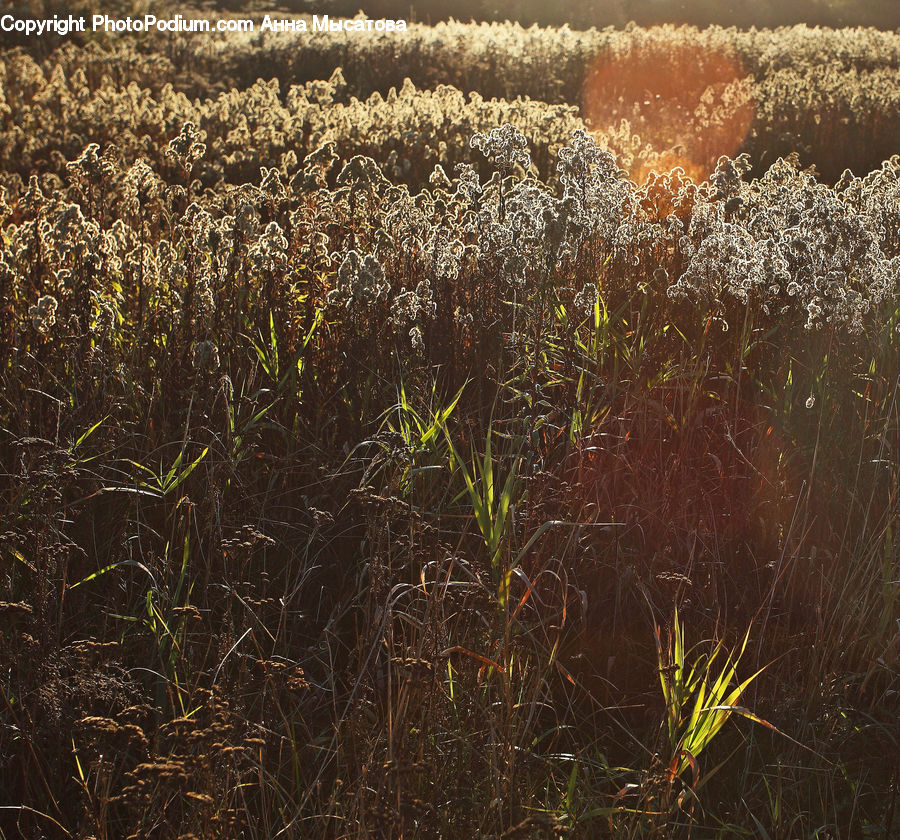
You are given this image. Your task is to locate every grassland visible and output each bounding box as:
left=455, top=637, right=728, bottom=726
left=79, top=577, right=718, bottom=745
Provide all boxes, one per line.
left=0, top=10, right=897, bottom=840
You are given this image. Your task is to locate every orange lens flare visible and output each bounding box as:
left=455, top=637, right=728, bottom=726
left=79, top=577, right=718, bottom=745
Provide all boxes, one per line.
left=583, top=35, right=756, bottom=184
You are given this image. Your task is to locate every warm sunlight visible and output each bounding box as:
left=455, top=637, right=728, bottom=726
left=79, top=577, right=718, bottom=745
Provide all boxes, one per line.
left=583, top=35, right=755, bottom=183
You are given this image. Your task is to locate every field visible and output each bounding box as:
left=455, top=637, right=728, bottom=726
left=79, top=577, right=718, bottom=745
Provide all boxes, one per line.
left=0, top=4, right=898, bottom=839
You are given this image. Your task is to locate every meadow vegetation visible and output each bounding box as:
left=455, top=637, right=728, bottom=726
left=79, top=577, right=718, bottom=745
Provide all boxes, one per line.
left=11, top=20, right=900, bottom=182
left=0, top=13, right=898, bottom=840
left=259, top=0, right=900, bottom=30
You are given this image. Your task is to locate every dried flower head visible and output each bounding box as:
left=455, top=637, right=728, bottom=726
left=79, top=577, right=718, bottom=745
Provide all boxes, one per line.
left=327, top=250, right=388, bottom=309
left=167, top=121, right=206, bottom=175
left=470, top=123, right=531, bottom=171
left=29, top=295, right=58, bottom=334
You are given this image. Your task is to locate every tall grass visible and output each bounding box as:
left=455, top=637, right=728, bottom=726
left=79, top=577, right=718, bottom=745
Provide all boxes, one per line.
left=0, top=30, right=897, bottom=839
